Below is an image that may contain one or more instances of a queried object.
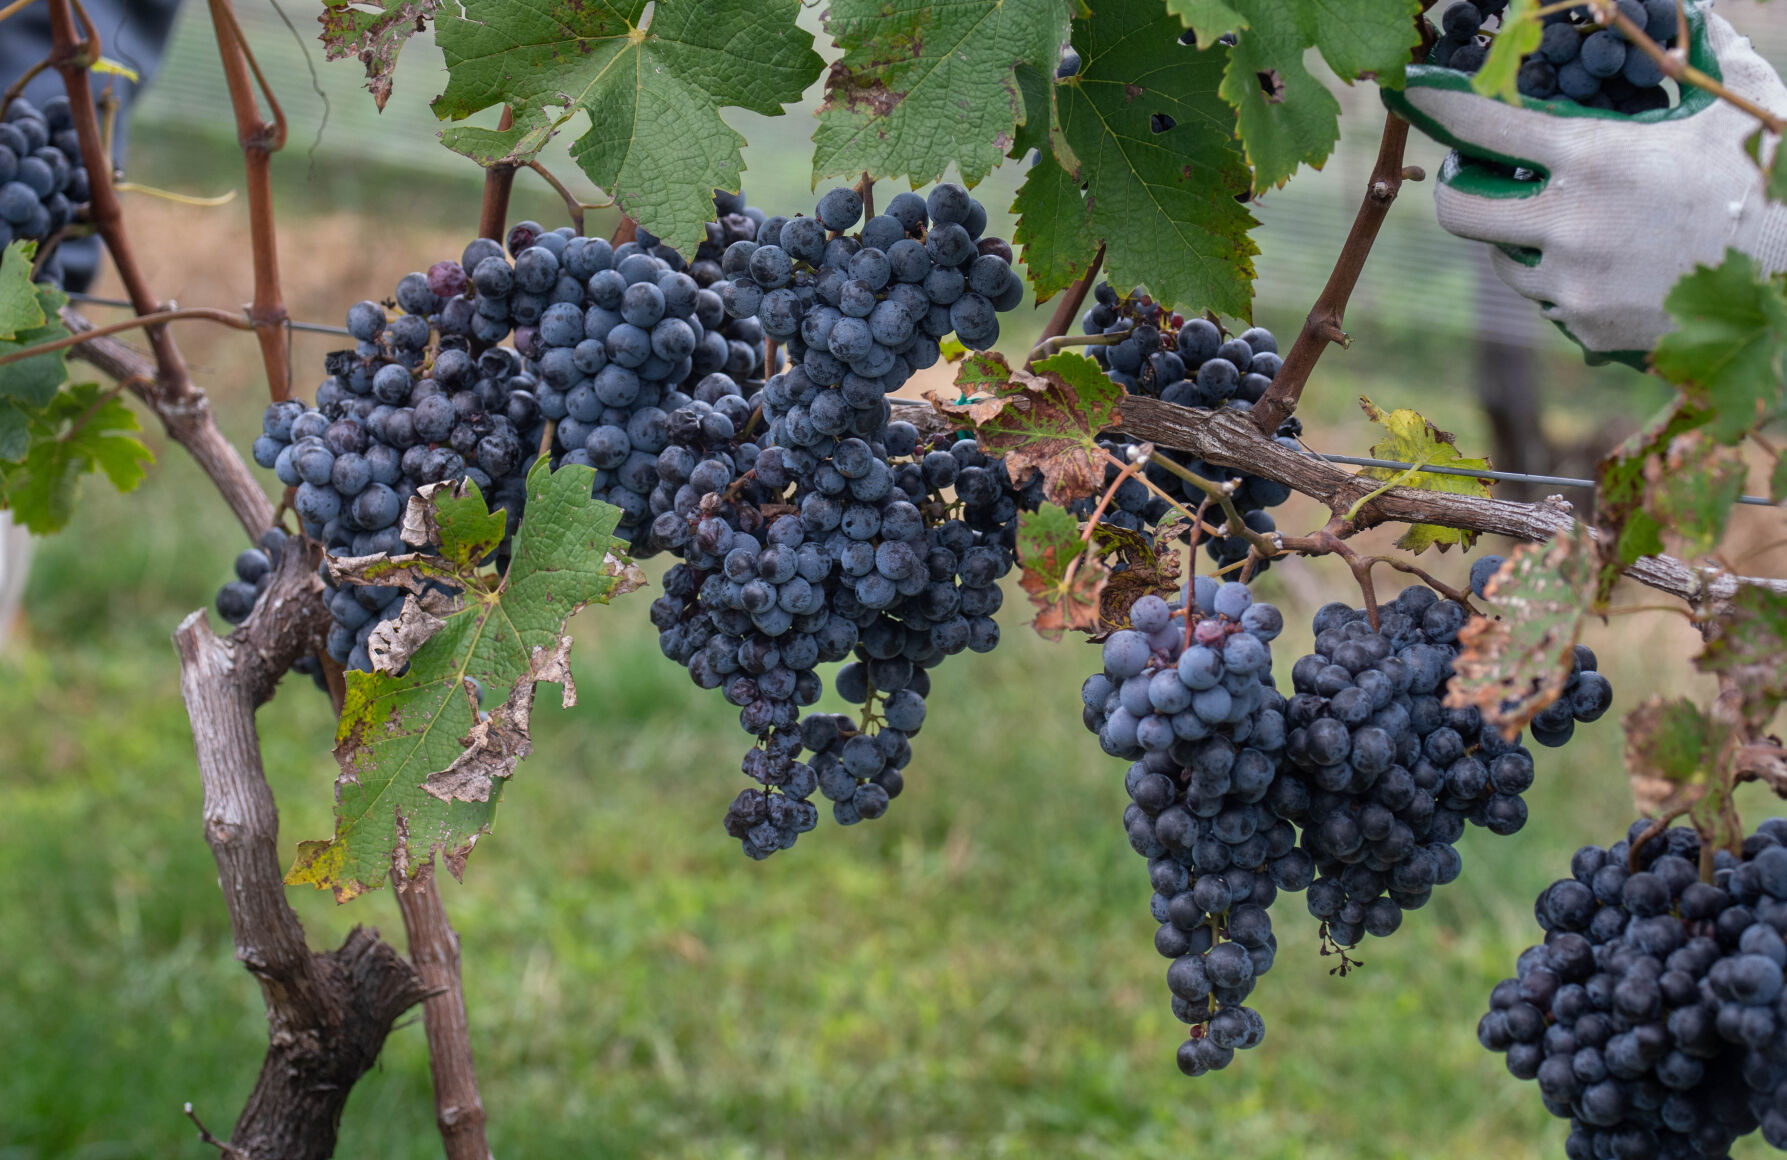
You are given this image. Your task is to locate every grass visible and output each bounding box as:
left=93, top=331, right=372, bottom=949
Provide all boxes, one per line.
left=1, top=142, right=1775, bottom=1160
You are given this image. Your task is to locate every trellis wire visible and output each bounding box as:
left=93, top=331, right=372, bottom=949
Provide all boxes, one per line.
left=61, top=294, right=1781, bottom=509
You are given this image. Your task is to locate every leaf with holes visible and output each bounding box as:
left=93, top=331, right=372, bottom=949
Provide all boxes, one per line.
left=927, top=351, right=1123, bottom=504
left=432, top=0, right=824, bottom=255
left=318, top=0, right=442, bottom=111
left=1013, top=0, right=1259, bottom=314
left=1592, top=401, right=1709, bottom=599
left=813, top=0, right=1073, bottom=188
left=1698, top=586, right=1787, bottom=732
left=1652, top=249, right=1787, bottom=444
left=1016, top=502, right=1108, bottom=639
left=1446, top=521, right=1595, bottom=737
left=1196, top=0, right=1422, bottom=191
left=1356, top=396, right=1493, bottom=554
left=1471, top=0, right=1543, bottom=103
left=1167, top=0, right=1245, bottom=47
left=1642, top=431, right=1747, bottom=559
left=287, top=461, right=643, bottom=901
left=0, top=382, right=152, bottom=533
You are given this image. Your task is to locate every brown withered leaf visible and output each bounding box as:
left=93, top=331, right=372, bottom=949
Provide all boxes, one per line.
left=365, top=595, right=448, bottom=675
left=1094, top=522, right=1181, bottom=631
left=1447, top=522, right=1596, bottom=737
left=1697, top=585, right=1787, bottom=732
left=422, top=634, right=578, bottom=806
left=1015, top=502, right=1108, bottom=638
left=1622, top=696, right=1742, bottom=849
left=927, top=350, right=1124, bottom=504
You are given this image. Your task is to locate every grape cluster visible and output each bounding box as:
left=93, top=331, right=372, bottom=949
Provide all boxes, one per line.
left=1080, top=579, right=1304, bottom=1074
left=0, top=96, right=91, bottom=282
left=639, top=182, right=1034, bottom=857
left=1079, top=284, right=1299, bottom=573
left=1471, top=553, right=1615, bottom=748
left=1281, top=587, right=1553, bottom=948
left=1432, top=0, right=1677, bottom=113
left=1483, top=819, right=1787, bottom=1158
left=650, top=402, right=1029, bottom=857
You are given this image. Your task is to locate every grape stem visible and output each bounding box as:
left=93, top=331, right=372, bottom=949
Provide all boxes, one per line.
left=524, top=160, right=611, bottom=234
left=1063, top=453, right=1148, bottom=593
left=1027, top=243, right=1106, bottom=369
left=182, top=1102, right=248, bottom=1159
left=0, top=304, right=253, bottom=367
left=1594, top=0, right=1786, bottom=134
left=1027, top=331, right=1127, bottom=363
left=854, top=171, right=875, bottom=223
left=477, top=107, right=518, bottom=242
left=207, top=0, right=293, bottom=402
left=1139, top=450, right=1277, bottom=558
left=1251, top=104, right=1421, bottom=434
left=0, top=0, right=39, bottom=26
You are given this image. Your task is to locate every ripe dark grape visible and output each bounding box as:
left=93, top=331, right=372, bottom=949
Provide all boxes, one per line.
left=1483, top=819, right=1787, bottom=1158
left=1076, top=285, right=1297, bottom=574
left=1429, top=0, right=1676, bottom=114
left=1082, top=581, right=1297, bottom=1074
left=0, top=97, right=92, bottom=285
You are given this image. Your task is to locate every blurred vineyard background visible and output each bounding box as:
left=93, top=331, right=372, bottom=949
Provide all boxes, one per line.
left=6, top=2, right=1787, bottom=1157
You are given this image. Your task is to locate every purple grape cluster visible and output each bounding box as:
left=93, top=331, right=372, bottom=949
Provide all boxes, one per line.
left=1484, top=819, right=1787, bottom=1158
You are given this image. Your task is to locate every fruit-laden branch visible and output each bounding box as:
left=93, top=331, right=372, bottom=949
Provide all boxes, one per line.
left=173, top=538, right=428, bottom=1160
left=1252, top=108, right=1419, bottom=434
left=60, top=306, right=276, bottom=538
left=1111, top=395, right=1787, bottom=604
left=396, top=875, right=494, bottom=1160
left=46, top=0, right=198, bottom=401
left=207, top=0, right=293, bottom=401
left=899, top=395, right=1787, bottom=604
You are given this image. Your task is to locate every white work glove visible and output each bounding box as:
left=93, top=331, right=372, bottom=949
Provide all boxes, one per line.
left=1383, top=5, right=1787, bottom=359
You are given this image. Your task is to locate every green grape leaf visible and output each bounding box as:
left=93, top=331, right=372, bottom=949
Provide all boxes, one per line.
left=0, top=240, right=46, bottom=339
left=0, top=244, right=70, bottom=409
left=1651, top=249, right=1787, bottom=444
left=1641, top=430, right=1747, bottom=560
left=1220, top=0, right=1423, bottom=191
left=287, top=462, right=643, bottom=901
left=1745, top=128, right=1787, bottom=206
left=0, top=400, right=28, bottom=462
left=317, top=0, right=441, bottom=111
left=927, top=350, right=1123, bottom=504
left=1471, top=0, right=1543, bottom=104
left=812, top=0, right=1073, bottom=189
left=1167, top=0, right=1246, bottom=47
left=0, top=383, right=153, bottom=534
left=1590, top=400, right=1708, bottom=599
left=1697, top=586, right=1787, bottom=733
left=1030, top=0, right=1258, bottom=317
left=1009, top=62, right=1056, bottom=164
left=1015, top=501, right=1107, bottom=639
left=1446, top=521, right=1596, bottom=737
left=432, top=0, right=824, bottom=255
left=1356, top=396, right=1494, bottom=554
left=1010, top=150, right=1101, bottom=300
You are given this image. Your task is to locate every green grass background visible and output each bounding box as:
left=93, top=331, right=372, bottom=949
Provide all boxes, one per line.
left=3, top=77, right=1780, bottom=1160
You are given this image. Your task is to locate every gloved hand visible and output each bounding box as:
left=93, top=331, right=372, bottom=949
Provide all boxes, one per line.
left=1382, top=5, right=1787, bottom=361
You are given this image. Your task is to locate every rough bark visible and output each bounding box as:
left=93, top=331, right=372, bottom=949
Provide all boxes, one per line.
left=174, top=538, right=427, bottom=1159
left=61, top=306, right=276, bottom=539
left=397, top=876, right=494, bottom=1160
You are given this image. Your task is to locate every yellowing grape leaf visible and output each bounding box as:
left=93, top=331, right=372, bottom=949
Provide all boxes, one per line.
left=1642, top=431, right=1747, bottom=560
left=927, top=351, right=1123, bottom=504
left=288, top=462, right=642, bottom=901
left=431, top=0, right=824, bottom=254
left=1447, top=521, right=1595, bottom=737
left=1356, top=396, right=1493, bottom=554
